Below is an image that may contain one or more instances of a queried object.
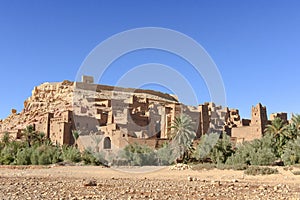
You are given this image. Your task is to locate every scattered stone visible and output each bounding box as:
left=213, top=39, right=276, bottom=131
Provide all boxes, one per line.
left=83, top=179, right=97, bottom=187
left=0, top=166, right=299, bottom=199
left=169, top=164, right=191, bottom=170
left=258, top=185, right=266, bottom=190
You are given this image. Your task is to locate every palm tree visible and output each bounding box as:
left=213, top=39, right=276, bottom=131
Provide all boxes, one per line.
left=290, top=114, right=300, bottom=137
left=170, top=114, right=196, bottom=162
left=22, top=125, right=36, bottom=147
left=291, top=114, right=300, bottom=128
left=72, top=130, right=81, bottom=147
left=90, top=131, right=103, bottom=153
left=265, top=118, right=288, bottom=138
left=1, top=132, right=11, bottom=146
left=35, top=132, right=46, bottom=145
left=264, top=117, right=289, bottom=155
left=2, top=132, right=11, bottom=145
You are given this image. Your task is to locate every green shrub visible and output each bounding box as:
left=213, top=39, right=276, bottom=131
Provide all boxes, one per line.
left=1, top=132, right=11, bottom=145
left=94, top=151, right=109, bottom=166
left=30, top=145, right=62, bottom=165
left=15, top=147, right=33, bottom=165
left=191, top=163, right=216, bottom=170
left=210, top=133, right=234, bottom=164
left=0, top=146, right=15, bottom=165
left=226, top=135, right=277, bottom=166
left=157, top=142, right=179, bottom=165
left=0, top=141, right=24, bottom=165
left=120, top=143, right=157, bottom=166
left=244, top=166, right=278, bottom=176
left=249, top=148, right=277, bottom=166
left=82, top=149, right=101, bottom=165
left=191, top=163, right=248, bottom=171
left=281, top=137, right=300, bottom=165
left=61, top=145, right=81, bottom=163
left=193, top=133, right=219, bottom=161
left=216, top=163, right=248, bottom=171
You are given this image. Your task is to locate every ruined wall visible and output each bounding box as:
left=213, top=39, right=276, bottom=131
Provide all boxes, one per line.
left=270, top=112, right=288, bottom=123
left=231, top=126, right=262, bottom=142
left=198, top=104, right=209, bottom=136
left=127, top=138, right=158, bottom=149
left=231, top=103, right=269, bottom=142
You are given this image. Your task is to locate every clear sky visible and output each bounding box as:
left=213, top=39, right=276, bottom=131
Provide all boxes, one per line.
left=0, top=0, right=300, bottom=119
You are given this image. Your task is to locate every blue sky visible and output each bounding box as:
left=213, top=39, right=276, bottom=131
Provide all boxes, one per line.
left=0, top=0, right=300, bottom=119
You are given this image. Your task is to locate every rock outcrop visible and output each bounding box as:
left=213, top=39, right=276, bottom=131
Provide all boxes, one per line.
left=0, top=80, right=74, bottom=132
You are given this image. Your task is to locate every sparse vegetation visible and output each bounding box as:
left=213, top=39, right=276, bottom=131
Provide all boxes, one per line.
left=226, top=134, right=277, bottom=166
left=61, top=145, right=81, bottom=163
left=191, top=163, right=248, bottom=171
left=210, top=133, right=234, bottom=164
left=2, top=114, right=300, bottom=169
left=0, top=126, right=102, bottom=166
left=156, top=142, right=179, bottom=165
left=281, top=137, right=300, bottom=165
left=119, top=142, right=157, bottom=166
left=193, top=132, right=219, bottom=162
left=244, top=166, right=278, bottom=176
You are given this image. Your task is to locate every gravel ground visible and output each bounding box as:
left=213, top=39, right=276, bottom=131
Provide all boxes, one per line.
left=0, top=165, right=300, bottom=199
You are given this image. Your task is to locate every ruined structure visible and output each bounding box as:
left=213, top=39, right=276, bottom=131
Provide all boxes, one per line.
left=0, top=76, right=288, bottom=151
left=231, top=103, right=268, bottom=143
left=230, top=104, right=290, bottom=143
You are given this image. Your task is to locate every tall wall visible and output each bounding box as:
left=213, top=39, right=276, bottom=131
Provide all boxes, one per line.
left=251, top=103, right=268, bottom=137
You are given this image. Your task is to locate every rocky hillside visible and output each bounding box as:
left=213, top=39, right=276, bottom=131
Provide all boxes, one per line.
left=0, top=80, right=178, bottom=133
left=0, top=80, right=74, bottom=132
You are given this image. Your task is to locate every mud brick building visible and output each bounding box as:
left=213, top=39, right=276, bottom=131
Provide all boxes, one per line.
left=0, top=76, right=288, bottom=151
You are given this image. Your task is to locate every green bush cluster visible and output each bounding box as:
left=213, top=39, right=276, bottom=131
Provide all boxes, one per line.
left=192, top=132, right=234, bottom=165
left=244, top=166, right=278, bottom=176
left=119, top=143, right=158, bottom=166
left=193, top=132, right=219, bottom=162
left=281, top=137, right=300, bottom=165
left=0, top=141, right=110, bottom=166
left=2, top=113, right=300, bottom=169
left=191, top=163, right=248, bottom=171
left=61, top=145, right=81, bottom=163
left=156, top=142, right=179, bottom=165
left=226, top=134, right=277, bottom=166
left=0, top=127, right=105, bottom=166
left=82, top=149, right=102, bottom=165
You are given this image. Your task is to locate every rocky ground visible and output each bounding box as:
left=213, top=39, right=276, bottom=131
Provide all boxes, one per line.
left=0, top=165, right=300, bottom=199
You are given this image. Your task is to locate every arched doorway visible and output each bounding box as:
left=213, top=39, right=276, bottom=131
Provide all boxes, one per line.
left=103, top=137, right=111, bottom=149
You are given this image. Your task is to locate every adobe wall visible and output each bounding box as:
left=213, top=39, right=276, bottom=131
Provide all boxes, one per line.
left=231, top=126, right=262, bottom=142
left=231, top=103, right=269, bottom=143
left=270, top=112, right=288, bottom=123
left=127, top=138, right=158, bottom=149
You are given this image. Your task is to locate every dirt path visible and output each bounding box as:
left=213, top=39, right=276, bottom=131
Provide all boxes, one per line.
left=0, top=165, right=300, bottom=199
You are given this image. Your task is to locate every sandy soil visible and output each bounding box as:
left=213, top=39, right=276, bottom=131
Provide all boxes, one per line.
left=0, top=165, right=300, bottom=199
